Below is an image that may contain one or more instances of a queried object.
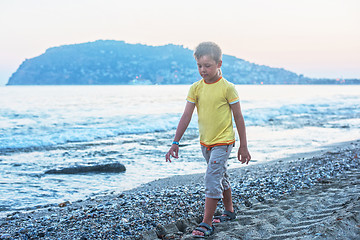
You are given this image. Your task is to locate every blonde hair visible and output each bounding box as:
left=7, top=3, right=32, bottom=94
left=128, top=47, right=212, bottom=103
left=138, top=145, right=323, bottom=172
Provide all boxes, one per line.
left=194, top=42, right=222, bottom=63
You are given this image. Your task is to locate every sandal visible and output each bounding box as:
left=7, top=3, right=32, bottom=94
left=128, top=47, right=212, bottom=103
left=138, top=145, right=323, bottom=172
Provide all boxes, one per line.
left=213, top=210, right=236, bottom=223
left=192, top=222, right=215, bottom=238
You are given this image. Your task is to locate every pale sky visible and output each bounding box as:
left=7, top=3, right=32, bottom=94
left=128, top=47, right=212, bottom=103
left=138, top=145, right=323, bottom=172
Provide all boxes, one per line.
left=0, top=0, right=359, bottom=85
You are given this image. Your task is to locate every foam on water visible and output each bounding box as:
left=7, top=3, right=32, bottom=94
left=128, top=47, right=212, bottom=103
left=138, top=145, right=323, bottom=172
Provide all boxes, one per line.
left=1, top=86, right=358, bottom=151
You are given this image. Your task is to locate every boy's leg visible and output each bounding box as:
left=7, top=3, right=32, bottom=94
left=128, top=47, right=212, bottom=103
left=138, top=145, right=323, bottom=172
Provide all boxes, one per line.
left=203, top=197, right=219, bottom=225
left=212, top=188, right=235, bottom=223
left=194, top=189, right=234, bottom=236
left=192, top=197, right=218, bottom=236
left=222, top=188, right=234, bottom=213
left=193, top=145, right=233, bottom=236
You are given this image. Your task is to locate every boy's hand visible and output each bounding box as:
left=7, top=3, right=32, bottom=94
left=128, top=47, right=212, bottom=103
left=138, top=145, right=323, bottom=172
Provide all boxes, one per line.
left=238, top=147, right=251, bottom=164
left=165, top=145, right=179, bottom=163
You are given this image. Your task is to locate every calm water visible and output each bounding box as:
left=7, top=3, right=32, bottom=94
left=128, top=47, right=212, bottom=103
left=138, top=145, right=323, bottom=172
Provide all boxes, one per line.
left=1, top=85, right=359, bottom=214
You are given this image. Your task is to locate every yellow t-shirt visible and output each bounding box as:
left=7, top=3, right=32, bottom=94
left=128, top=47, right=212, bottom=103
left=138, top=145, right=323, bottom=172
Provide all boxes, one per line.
left=186, top=77, right=239, bottom=148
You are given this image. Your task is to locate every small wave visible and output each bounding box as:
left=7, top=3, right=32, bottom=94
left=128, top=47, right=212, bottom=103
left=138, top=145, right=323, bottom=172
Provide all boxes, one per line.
left=44, top=163, right=126, bottom=174
left=0, top=113, right=186, bottom=152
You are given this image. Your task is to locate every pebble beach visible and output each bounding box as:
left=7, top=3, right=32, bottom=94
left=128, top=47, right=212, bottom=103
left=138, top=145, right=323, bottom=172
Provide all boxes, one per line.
left=1, top=140, right=359, bottom=240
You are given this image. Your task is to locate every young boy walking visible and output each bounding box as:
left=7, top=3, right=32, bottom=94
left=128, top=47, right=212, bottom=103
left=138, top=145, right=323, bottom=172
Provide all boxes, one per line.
left=165, top=42, right=251, bottom=238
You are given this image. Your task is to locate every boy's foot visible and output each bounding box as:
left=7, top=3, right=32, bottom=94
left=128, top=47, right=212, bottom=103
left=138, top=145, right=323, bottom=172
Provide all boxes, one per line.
left=212, top=210, right=236, bottom=223
left=192, top=222, right=215, bottom=238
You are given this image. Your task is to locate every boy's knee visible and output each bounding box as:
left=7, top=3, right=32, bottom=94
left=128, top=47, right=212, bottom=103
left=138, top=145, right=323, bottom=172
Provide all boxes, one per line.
left=205, top=178, right=224, bottom=198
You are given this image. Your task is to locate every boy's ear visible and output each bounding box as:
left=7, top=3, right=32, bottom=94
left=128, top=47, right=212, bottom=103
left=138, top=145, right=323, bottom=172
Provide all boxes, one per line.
left=217, top=60, right=222, bottom=68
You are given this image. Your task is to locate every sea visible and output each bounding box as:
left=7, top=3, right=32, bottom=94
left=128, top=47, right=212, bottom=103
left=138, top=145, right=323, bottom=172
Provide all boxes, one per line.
left=0, top=85, right=359, bottom=215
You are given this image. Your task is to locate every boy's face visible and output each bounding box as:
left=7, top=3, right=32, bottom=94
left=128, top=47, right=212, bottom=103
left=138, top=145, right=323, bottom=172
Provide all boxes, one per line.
left=196, top=55, right=222, bottom=83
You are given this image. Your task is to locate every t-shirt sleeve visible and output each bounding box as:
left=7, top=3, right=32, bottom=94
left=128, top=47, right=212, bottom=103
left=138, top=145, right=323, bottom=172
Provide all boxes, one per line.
left=186, top=84, right=196, bottom=103
left=227, top=84, right=239, bottom=104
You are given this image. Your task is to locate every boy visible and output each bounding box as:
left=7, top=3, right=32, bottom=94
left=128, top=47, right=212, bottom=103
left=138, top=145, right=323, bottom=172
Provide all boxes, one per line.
left=165, top=42, right=251, bottom=238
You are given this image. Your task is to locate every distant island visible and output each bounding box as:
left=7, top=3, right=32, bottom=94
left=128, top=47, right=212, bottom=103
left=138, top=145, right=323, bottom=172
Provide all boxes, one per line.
left=6, top=40, right=360, bottom=85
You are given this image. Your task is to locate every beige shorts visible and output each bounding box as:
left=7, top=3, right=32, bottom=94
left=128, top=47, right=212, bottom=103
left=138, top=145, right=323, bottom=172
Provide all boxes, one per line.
left=201, top=144, right=233, bottom=199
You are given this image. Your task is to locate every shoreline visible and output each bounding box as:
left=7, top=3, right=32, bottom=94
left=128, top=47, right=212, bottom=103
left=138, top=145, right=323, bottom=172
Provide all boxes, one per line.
left=0, top=140, right=359, bottom=239
left=1, top=138, right=354, bottom=216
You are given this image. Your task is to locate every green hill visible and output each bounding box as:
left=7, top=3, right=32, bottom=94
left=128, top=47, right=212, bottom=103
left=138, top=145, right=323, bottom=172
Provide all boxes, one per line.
left=7, top=40, right=352, bottom=85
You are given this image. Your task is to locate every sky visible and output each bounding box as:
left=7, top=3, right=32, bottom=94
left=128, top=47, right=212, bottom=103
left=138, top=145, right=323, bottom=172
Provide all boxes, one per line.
left=0, top=0, right=359, bottom=85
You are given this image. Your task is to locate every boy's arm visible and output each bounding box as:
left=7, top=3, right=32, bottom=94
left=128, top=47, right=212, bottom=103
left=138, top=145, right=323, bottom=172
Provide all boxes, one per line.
left=230, top=102, right=251, bottom=164
left=165, top=101, right=195, bottom=163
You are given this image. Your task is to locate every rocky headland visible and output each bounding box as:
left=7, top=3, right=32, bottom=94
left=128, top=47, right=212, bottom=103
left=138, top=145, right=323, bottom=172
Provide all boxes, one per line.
left=8, top=40, right=359, bottom=86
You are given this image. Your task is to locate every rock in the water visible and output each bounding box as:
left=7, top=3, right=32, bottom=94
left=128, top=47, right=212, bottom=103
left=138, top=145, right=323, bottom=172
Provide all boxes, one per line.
left=45, top=163, right=126, bottom=174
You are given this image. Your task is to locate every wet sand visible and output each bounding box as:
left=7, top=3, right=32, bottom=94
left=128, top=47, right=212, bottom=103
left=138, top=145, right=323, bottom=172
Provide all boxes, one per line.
left=0, top=140, right=359, bottom=239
